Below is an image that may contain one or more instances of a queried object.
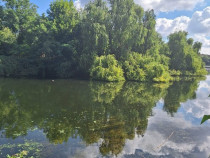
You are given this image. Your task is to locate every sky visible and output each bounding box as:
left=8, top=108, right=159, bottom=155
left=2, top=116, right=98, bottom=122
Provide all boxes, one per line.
left=30, top=0, right=210, bottom=55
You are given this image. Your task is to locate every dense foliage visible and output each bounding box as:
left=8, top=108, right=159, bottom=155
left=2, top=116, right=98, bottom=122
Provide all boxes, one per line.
left=168, top=31, right=207, bottom=76
left=0, top=0, right=207, bottom=81
left=123, top=52, right=171, bottom=82
left=90, top=55, right=125, bottom=81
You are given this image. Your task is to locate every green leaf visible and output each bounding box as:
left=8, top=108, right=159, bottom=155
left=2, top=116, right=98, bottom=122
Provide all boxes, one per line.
left=201, top=115, right=210, bottom=124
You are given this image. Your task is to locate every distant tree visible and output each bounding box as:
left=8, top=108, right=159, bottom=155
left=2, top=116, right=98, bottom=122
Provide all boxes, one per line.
left=193, top=41, right=202, bottom=54
left=187, top=38, right=194, bottom=46
left=168, top=31, right=206, bottom=75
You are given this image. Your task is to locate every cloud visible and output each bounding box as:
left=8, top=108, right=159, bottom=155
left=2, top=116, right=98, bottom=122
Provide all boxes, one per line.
left=74, top=0, right=210, bottom=54
left=74, top=0, right=204, bottom=12
left=182, top=76, right=210, bottom=119
left=188, top=7, right=210, bottom=34
left=73, top=0, right=90, bottom=9
left=134, top=0, right=204, bottom=12
left=74, top=0, right=82, bottom=9
left=156, top=16, right=190, bottom=37
left=156, top=6, right=210, bottom=54
left=123, top=79, right=210, bottom=157
left=123, top=108, right=210, bottom=158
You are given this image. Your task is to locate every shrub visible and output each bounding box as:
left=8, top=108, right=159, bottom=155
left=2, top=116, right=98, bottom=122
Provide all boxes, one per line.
left=90, top=55, right=125, bottom=82
left=123, top=52, right=171, bottom=82
left=123, top=53, right=146, bottom=81
left=145, top=62, right=171, bottom=82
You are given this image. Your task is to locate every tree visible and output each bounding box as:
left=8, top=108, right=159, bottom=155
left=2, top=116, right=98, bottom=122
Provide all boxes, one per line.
left=46, top=0, right=80, bottom=78
left=168, top=31, right=206, bottom=75
left=3, top=0, right=38, bottom=44
left=0, top=4, right=3, bottom=29
left=193, top=41, right=202, bottom=54
left=78, top=0, right=109, bottom=75
left=187, top=38, right=194, bottom=46
left=47, top=0, right=78, bottom=42
left=0, top=27, right=16, bottom=54
left=0, top=0, right=207, bottom=80
left=109, top=0, right=138, bottom=59
left=143, top=10, right=157, bottom=54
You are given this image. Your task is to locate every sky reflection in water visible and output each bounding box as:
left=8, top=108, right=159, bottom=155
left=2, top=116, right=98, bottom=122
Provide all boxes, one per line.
left=0, top=76, right=209, bottom=158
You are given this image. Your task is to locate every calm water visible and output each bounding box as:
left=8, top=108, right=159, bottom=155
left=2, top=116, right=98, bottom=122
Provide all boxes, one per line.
left=0, top=76, right=210, bottom=158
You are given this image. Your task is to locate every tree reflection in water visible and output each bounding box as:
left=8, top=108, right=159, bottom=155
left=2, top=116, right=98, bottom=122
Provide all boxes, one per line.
left=0, top=78, right=202, bottom=156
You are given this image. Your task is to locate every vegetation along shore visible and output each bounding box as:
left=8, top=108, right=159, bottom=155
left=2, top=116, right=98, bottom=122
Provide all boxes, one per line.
left=0, top=0, right=207, bottom=81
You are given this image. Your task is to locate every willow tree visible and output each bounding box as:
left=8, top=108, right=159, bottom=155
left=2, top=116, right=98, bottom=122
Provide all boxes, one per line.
left=78, top=0, right=109, bottom=76
left=109, top=0, right=142, bottom=59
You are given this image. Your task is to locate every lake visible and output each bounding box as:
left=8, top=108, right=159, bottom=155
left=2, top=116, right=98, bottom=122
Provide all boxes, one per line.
left=0, top=76, right=210, bottom=158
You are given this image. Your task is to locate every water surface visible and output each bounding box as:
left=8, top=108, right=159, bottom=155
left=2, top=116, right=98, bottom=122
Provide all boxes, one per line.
left=0, top=76, right=210, bottom=158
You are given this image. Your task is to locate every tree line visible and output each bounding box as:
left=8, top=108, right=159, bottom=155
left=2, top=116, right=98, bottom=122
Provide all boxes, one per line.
left=201, top=54, right=210, bottom=66
left=0, top=0, right=207, bottom=81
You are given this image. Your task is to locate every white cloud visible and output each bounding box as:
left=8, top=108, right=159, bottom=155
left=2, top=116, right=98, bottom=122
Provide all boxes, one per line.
left=74, top=0, right=82, bottom=10
left=156, top=6, right=210, bottom=55
left=156, top=16, right=190, bottom=37
left=188, top=7, right=210, bottom=34
left=74, top=0, right=210, bottom=54
left=134, top=0, right=204, bottom=12
left=182, top=76, right=210, bottom=119
left=74, top=0, right=204, bottom=12
left=192, top=35, right=210, bottom=55
left=73, top=0, right=91, bottom=9
left=122, top=108, right=210, bottom=157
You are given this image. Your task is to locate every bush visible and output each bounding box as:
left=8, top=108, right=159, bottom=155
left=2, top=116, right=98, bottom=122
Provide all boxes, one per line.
left=145, top=62, right=171, bottom=82
left=124, top=53, right=146, bottom=81
left=90, top=55, right=125, bottom=82
left=123, top=52, right=171, bottom=82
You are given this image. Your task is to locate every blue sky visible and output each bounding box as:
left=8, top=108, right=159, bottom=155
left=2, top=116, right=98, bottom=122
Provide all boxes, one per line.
left=30, top=0, right=54, bottom=14
left=157, top=0, right=210, bottom=19
left=30, top=0, right=210, bottom=55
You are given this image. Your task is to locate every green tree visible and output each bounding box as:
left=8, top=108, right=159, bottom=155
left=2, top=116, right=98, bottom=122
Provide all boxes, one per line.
left=0, top=0, right=207, bottom=80
left=187, top=38, right=194, bottom=46
left=193, top=41, right=202, bottom=54
left=168, top=31, right=207, bottom=75
left=143, top=10, right=157, bottom=54
left=0, top=27, right=16, bottom=55
left=47, top=0, right=78, bottom=42
left=31, top=0, right=80, bottom=78
left=78, top=0, right=109, bottom=75
left=3, top=0, right=38, bottom=44
left=109, top=0, right=138, bottom=59
left=0, top=4, right=3, bottom=29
